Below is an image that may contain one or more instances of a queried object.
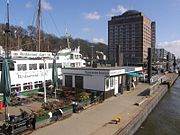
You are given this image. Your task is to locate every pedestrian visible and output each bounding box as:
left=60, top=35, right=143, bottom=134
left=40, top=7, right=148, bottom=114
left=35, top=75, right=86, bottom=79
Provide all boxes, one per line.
left=31, top=112, right=37, bottom=130
left=20, top=108, right=28, bottom=118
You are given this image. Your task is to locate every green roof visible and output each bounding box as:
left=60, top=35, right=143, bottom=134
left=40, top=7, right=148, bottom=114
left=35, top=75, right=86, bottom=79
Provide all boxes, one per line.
left=58, top=52, right=71, bottom=56
left=127, top=72, right=144, bottom=78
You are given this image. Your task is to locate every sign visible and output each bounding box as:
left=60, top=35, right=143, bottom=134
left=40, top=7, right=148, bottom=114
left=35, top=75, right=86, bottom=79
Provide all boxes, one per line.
left=110, top=69, right=125, bottom=76
left=16, top=70, right=48, bottom=79
left=11, top=51, right=52, bottom=58
left=84, top=70, right=108, bottom=75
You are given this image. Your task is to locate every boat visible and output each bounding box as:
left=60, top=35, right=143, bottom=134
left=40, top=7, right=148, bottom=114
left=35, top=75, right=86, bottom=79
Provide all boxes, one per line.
left=0, top=46, right=85, bottom=92
left=0, top=0, right=86, bottom=92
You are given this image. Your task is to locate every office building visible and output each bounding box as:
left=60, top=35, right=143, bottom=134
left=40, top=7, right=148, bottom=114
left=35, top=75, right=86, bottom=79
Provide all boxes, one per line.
left=108, top=10, right=156, bottom=66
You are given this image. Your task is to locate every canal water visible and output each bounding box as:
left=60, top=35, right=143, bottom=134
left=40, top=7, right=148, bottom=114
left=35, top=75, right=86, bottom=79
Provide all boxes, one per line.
left=135, top=77, right=180, bottom=135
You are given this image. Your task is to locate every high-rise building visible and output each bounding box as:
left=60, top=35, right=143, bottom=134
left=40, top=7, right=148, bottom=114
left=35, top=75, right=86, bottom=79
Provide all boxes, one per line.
left=108, top=10, right=156, bottom=66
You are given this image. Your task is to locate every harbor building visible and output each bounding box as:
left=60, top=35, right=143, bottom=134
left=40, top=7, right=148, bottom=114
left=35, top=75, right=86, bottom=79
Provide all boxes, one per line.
left=62, top=67, right=143, bottom=100
left=108, top=10, right=156, bottom=66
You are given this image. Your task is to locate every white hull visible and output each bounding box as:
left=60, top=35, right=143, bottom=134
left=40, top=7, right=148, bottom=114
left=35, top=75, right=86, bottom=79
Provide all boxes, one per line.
left=0, top=47, right=86, bottom=92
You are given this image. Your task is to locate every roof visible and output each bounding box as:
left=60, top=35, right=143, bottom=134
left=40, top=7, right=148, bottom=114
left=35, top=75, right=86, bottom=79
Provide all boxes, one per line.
left=122, top=10, right=141, bottom=16
left=63, top=66, right=142, bottom=70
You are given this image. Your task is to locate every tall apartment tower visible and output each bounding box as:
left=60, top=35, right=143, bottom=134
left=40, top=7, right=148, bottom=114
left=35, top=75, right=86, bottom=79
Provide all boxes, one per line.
left=108, top=10, right=156, bottom=66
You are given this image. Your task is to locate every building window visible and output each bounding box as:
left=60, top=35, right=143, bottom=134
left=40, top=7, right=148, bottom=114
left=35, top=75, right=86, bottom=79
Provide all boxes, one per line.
left=29, top=64, right=37, bottom=70
left=110, top=77, right=114, bottom=88
left=105, top=78, right=110, bottom=90
left=132, top=54, right=135, bottom=57
left=17, top=64, right=27, bottom=71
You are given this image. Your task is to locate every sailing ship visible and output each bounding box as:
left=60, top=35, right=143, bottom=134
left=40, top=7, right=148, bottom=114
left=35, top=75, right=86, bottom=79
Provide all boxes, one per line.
left=0, top=0, right=86, bottom=92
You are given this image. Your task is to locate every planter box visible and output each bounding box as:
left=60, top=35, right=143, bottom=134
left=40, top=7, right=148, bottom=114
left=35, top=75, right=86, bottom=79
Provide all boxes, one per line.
left=79, top=99, right=91, bottom=107
left=61, top=105, right=73, bottom=119
left=36, top=114, right=49, bottom=123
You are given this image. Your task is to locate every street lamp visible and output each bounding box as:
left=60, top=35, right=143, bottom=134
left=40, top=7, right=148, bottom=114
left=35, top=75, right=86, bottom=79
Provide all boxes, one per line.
left=91, top=46, right=94, bottom=67
left=14, top=30, right=20, bottom=50
left=52, top=51, right=58, bottom=99
left=43, top=58, right=47, bottom=103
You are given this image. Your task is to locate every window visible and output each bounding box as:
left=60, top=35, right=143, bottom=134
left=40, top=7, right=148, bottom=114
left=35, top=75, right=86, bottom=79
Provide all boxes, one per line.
left=105, top=78, right=110, bottom=90
left=39, top=63, right=46, bottom=69
left=23, top=83, right=28, bottom=90
left=110, top=77, right=114, bottom=87
left=17, top=64, right=27, bottom=71
left=48, top=63, right=53, bottom=69
left=29, top=64, right=37, bottom=70
left=57, top=63, right=62, bottom=68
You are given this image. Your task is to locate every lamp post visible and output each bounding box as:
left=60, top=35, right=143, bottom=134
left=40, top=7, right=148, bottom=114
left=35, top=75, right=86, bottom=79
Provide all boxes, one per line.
left=14, top=30, right=20, bottom=50
left=91, top=46, right=94, bottom=67
left=52, top=51, right=58, bottom=99
left=43, top=58, right=47, bottom=103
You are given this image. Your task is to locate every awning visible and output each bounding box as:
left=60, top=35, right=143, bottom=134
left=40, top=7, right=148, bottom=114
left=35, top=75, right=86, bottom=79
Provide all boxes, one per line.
left=126, top=72, right=144, bottom=78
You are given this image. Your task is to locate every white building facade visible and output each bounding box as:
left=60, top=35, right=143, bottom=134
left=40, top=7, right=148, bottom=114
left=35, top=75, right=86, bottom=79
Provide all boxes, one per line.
left=62, top=67, right=142, bottom=99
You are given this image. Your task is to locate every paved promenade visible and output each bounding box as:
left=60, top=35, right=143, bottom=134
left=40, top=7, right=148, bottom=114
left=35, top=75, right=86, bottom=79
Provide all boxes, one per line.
left=31, top=83, right=150, bottom=135
left=0, top=73, right=176, bottom=135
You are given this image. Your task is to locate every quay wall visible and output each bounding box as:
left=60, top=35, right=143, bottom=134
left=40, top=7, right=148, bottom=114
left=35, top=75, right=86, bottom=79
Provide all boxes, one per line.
left=114, top=74, right=179, bottom=135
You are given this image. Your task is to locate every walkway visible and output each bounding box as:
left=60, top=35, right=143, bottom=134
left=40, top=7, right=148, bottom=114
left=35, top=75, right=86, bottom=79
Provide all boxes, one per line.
left=31, top=83, right=150, bottom=135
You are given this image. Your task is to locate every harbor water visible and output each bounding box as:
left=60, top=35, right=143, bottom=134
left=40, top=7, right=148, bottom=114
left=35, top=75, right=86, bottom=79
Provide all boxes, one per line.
left=135, top=77, right=180, bottom=135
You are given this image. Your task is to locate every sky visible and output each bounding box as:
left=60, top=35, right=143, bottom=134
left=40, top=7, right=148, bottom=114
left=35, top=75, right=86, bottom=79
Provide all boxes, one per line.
left=0, top=0, right=180, bottom=57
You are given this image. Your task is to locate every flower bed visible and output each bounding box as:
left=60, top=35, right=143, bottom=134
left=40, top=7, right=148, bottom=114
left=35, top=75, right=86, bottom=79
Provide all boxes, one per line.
left=20, top=89, right=39, bottom=97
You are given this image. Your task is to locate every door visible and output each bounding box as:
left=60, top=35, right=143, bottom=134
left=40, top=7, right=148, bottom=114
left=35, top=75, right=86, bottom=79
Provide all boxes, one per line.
left=75, top=76, right=83, bottom=89
left=114, top=76, right=118, bottom=95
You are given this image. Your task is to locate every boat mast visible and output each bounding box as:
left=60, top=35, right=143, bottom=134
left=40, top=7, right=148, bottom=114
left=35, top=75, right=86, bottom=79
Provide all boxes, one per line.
left=37, top=0, right=41, bottom=52
left=5, top=0, right=10, bottom=58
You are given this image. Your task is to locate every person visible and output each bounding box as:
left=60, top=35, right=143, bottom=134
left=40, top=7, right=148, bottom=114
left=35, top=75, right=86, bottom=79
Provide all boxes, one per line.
left=30, top=112, right=37, bottom=130
left=19, top=108, right=28, bottom=118
left=132, top=78, right=135, bottom=89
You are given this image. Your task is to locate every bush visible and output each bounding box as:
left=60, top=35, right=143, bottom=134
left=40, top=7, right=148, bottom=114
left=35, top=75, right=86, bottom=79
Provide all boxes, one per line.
left=78, top=92, right=90, bottom=101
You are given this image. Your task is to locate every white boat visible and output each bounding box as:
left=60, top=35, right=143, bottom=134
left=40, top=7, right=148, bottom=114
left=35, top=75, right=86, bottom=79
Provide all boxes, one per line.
left=0, top=46, right=86, bottom=92
left=0, top=0, right=86, bottom=93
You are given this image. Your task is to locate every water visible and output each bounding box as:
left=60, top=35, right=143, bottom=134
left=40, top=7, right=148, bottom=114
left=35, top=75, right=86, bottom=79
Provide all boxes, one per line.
left=135, top=77, right=180, bottom=135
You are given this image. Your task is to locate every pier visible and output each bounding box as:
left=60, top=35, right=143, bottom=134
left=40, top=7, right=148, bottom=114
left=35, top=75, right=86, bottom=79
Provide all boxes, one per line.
left=29, top=73, right=178, bottom=135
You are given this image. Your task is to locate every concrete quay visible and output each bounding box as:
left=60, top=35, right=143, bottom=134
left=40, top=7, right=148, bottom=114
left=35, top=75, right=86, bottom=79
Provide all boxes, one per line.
left=30, top=73, right=178, bottom=135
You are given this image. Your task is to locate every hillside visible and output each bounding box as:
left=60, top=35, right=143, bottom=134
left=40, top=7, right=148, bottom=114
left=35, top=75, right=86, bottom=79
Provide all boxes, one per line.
left=0, top=24, right=108, bottom=59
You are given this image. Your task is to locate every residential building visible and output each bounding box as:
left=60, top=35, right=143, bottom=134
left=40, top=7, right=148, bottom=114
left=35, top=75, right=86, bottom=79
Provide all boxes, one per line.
left=156, top=48, right=175, bottom=62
